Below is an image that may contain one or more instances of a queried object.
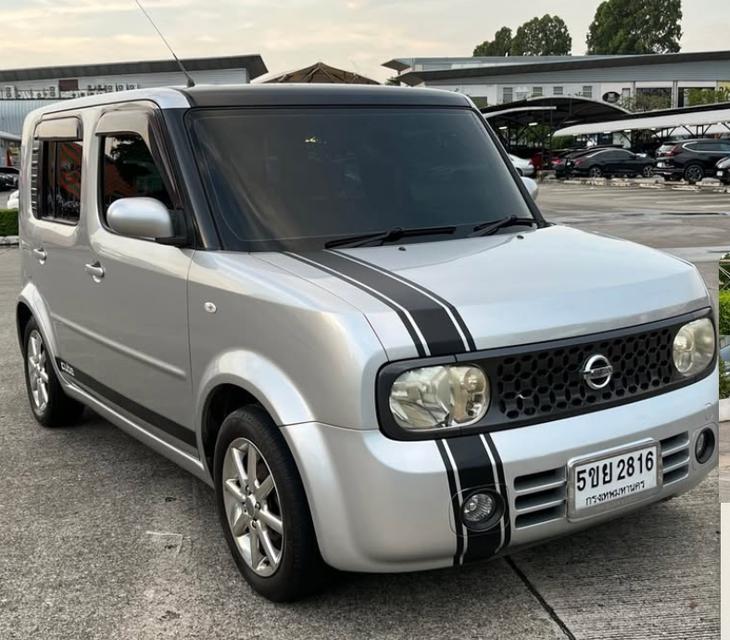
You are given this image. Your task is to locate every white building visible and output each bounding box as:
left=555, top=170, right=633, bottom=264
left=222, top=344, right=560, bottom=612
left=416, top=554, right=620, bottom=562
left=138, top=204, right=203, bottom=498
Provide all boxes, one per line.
left=0, top=54, right=267, bottom=165
left=384, top=50, right=730, bottom=109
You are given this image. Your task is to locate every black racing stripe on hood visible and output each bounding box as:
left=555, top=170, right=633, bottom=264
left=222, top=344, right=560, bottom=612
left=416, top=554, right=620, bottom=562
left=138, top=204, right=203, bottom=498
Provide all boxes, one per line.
left=285, top=252, right=427, bottom=357
left=299, top=250, right=468, bottom=356
left=330, top=250, right=477, bottom=352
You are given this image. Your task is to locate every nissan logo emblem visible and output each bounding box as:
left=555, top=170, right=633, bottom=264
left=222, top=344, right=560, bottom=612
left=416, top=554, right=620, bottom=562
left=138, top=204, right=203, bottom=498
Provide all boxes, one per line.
left=581, top=354, right=614, bottom=390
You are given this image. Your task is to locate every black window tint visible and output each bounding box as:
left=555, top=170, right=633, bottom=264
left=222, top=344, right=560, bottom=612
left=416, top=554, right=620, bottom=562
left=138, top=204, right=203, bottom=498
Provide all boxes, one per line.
left=37, top=140, right=82, bottom=223
left=100, top=134, right=173, bottom=219
left=188, top=107, right=535, bottom=251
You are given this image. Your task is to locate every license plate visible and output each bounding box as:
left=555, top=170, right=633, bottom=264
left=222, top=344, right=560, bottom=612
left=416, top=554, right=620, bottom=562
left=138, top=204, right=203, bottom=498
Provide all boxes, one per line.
left=718, top=171, right=725, bottom=177
left=568, top=442, right=661, bottom=520
left=657, top=162, right=667, bottom=167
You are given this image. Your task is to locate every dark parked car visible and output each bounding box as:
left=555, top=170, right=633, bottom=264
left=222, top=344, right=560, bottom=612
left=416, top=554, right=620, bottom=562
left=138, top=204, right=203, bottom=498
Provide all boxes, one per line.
left=0, top=166, right=18, bottom=190
left=716, top=156, right=730, bottom=185
left=567, top=148, right=655, bottom=178
left=653, top=138, right=730, bottom=183
left=553, top=147, right=617, bottom=178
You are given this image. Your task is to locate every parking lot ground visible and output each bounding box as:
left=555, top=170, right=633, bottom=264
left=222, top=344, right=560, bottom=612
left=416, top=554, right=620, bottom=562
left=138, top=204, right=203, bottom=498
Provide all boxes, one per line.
left=539, top=180, right=730, bottom=260
left=0, top=186, right=723, bottom=640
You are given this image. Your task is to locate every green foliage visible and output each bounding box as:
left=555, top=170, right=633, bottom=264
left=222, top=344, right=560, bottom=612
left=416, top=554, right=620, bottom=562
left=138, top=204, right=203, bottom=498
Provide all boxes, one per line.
left=720, top=358, right=730, bottom=400
left=0, top=208, right=18, bottom=236
left=619, top=92, right=672, bottom=113
left=686, top=87, right=730, bottom=106
left=586, top=0, right=682, bottom=54
left=473, top=27, right=513, bottom=57
left=720, top=290, right=730, bottom=336
left=511, top=15, right=572, bottom=56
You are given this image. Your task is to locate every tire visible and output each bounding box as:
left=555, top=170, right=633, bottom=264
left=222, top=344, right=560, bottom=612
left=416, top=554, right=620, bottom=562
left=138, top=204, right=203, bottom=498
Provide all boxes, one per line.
left=588, top=166, right=602, bottom=178
left=214, top=406, right=326, bottom=601
left=683, top=164, right=704, bottom=184
left=642, top=165, right=653, bottom=178
left=22, top=317, right=84, bottom=427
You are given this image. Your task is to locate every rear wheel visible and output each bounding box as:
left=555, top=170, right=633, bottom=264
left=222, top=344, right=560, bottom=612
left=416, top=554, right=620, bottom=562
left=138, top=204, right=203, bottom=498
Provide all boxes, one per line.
left=588, top=166, right=602, bottom=178
left=684, top=164, right=704, bottom=184
left=22, top=317, right=84, bottom=427
left=214, top=406, right=326, bottom=601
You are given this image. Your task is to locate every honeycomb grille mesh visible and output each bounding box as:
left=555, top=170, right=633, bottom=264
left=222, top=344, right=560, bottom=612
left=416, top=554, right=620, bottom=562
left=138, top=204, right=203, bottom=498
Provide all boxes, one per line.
left=493, top=326, right=676, bottom=422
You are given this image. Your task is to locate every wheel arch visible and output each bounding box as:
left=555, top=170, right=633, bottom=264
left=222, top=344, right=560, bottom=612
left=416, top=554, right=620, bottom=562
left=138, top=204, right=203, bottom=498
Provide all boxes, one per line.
left=16, top=301, right=33, bottom=354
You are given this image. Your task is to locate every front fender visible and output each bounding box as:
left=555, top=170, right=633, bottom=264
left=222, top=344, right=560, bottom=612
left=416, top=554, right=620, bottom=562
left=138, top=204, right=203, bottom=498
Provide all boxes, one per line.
left=195, top=348, right=315, bottom=434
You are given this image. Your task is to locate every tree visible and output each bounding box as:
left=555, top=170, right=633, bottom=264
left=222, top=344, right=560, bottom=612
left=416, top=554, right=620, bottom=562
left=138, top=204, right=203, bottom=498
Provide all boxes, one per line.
left=586, top=0, right=682, bottom=54
left=473, top=26, right=512, bottom=57
left=510, top=15, right=572, bottom=56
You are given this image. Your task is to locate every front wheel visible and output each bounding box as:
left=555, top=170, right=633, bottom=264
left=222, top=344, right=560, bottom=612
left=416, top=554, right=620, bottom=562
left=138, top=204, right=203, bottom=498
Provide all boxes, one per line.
left=214, top=406, right=326, bottom=601
left=642, top=165, right=654, bottom=178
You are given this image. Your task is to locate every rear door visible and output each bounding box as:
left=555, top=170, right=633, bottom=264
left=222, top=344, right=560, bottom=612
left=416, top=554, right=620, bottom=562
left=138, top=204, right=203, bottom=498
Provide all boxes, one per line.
left=62, top=105, right=197, bottom=453
left=23, top=117, right=89, bottom=362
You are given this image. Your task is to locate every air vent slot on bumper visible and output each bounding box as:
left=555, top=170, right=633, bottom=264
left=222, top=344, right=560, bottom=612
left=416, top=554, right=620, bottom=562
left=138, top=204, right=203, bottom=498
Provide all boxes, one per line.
left=660, top=432, right=690, bottom=485
left=513, top=467, right=567, bottom=529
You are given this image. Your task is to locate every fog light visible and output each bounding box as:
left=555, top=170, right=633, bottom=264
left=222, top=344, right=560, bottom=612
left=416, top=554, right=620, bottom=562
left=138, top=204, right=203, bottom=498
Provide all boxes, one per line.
left=461, top=491, right=502, bottom=531
left=695, top=428, right=715, bottom=464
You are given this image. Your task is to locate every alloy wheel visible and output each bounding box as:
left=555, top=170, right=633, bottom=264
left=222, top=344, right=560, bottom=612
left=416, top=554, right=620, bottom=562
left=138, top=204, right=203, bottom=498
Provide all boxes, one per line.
left=222, top=437, right=284, bottom=577
left=685, top=165, right=703, bottom=183
left=27, top=329, right=49, bottom=413
left=589, top=167, right=602, bottom=178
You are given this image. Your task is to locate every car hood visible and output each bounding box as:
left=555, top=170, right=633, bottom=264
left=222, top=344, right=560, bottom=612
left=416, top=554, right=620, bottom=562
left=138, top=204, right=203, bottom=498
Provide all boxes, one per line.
left=260, top=225, right=710, bottom=360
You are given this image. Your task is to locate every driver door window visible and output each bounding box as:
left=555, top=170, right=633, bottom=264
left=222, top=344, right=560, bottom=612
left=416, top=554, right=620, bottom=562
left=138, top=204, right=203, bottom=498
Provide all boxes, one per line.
left=99, top=133, right=173, bottom=223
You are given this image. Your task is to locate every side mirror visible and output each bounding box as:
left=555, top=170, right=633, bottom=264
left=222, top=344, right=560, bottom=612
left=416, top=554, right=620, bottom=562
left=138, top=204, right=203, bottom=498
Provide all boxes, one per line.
left=106, top=197, right=174, bottom=241
left=521, top=176, right=539, bottom=201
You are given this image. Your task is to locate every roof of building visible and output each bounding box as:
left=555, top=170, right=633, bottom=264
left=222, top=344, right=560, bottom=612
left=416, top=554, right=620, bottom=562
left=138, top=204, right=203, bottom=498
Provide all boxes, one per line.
left=391, top=50, right=730, bottom=86
left=553, top=101, right=730, bottom=136
left=0, top=54, right=268, bottom=82
left=481, top=96, right=628, bottom=129
left=181, top=83, right=470, bottom=107
left=256, top=62, right=378, bottom=85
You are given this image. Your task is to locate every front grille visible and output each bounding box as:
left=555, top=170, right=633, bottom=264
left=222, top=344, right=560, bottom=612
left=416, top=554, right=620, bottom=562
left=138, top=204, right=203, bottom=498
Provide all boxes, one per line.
left=660, top=432, right=690, bottom=484
left=513, top=467, right=566, bottom=529
left=461, top=311, right=713, bottom=433
left=494, top=327, right=674, bottom=422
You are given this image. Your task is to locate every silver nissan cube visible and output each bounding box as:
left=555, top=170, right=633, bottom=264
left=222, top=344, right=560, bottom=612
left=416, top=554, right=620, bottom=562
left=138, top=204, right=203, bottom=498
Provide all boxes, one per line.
left=17, top=85, right=718, bottom=601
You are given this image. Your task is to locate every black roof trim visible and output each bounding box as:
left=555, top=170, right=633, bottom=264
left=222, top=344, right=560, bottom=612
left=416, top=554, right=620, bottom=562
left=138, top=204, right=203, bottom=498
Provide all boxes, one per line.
left=397, top=50, right=730, bottom=85
left=0, top=54, right=268, bottom=82
left=181, top=84, right=472, bottom=107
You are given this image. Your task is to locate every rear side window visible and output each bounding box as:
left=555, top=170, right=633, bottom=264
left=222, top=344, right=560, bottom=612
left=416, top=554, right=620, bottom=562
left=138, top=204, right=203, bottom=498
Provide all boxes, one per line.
left=36, top=140, right=83, bottom=224
left=99, top=134, right=173, bottom=220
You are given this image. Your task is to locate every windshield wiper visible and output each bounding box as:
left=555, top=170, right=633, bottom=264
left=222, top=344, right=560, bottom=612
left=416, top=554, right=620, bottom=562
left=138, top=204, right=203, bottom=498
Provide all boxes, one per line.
left=469, top=215, right=538, bottom=238
left=325, top=225, right=457, bottom=249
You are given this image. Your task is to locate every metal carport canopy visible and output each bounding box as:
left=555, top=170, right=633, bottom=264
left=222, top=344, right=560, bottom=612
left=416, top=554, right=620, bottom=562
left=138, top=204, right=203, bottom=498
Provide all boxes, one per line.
left=555, top=107, right=730, bottom=136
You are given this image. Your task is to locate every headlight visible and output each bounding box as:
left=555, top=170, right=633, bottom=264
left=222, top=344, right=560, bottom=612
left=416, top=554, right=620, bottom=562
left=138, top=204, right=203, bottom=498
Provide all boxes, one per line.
left=672, top=318, right=715, bottom=376
left=388, top=365, right=489, bottom=430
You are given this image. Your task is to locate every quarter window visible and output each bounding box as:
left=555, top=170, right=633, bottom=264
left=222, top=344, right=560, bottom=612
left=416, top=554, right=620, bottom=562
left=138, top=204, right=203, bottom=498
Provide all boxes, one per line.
left=37, top=140, right=83, bottom=224
left=99, top=133, right=173, bottom=220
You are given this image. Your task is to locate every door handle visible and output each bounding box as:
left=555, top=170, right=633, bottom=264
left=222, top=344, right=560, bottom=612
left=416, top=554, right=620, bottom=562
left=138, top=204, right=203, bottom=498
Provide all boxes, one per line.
left=84, top=262, right=105, bottom=282
left=33, top=247, right=47, bottom=264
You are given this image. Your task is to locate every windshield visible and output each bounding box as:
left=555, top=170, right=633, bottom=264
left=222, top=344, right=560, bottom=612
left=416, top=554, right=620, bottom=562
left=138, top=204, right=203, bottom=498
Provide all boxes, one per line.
left=188, top=107, right=535, bottom=251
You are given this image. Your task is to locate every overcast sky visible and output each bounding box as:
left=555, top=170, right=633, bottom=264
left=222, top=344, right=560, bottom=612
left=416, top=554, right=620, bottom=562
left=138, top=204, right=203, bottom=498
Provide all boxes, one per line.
left=2, top=0, right=728, bottom=81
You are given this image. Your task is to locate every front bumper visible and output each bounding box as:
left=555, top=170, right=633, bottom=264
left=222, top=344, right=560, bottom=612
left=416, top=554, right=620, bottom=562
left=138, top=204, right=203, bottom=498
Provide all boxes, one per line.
left=283, top=371, right=717, bottom=573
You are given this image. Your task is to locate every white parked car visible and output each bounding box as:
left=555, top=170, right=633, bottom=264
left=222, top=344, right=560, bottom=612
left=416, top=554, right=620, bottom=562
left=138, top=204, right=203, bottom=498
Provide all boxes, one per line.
left=508, top=153, right=535, bottom=177
left=6, top=189, right=19, bottom=210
